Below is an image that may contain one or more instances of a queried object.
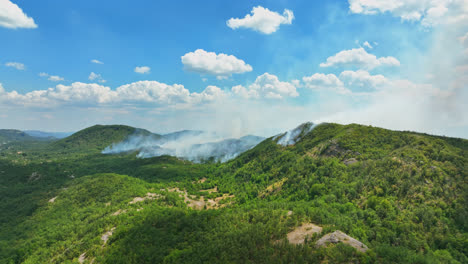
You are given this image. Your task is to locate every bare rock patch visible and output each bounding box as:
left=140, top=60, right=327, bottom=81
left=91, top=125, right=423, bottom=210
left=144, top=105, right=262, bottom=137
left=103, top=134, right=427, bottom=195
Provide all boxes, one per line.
left=78, top=252, right=86, bottom=263
left=343, top=158, right=358, bottom=166
left=168, top=187, right=234, bottom=210
left=112, top=209, right=127, bottom=216
left=287, top=223, right=323, bottom=245
left=129, top=192, right=161, bottom=204
left=101, top=227, right=116, bottom=245
left=316, top=230, right=368, bottom=252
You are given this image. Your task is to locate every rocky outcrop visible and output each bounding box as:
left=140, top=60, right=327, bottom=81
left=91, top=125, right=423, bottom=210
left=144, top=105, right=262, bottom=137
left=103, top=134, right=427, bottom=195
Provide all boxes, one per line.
left=286, top=223, right=323, bottom=245
left=128, top=192, right=161, bottom=204
left=321, top=140, right=361, bottom=158
left=343, top=158, right=358, bottom=166
left=101, top=227, right=116, bottom=245
left=316, top=230, right=368, bottom=252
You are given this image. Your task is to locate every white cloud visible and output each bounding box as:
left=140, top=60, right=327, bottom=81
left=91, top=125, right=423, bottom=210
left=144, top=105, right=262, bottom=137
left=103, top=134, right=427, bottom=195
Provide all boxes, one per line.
left=302, top=73, right=350, bottom=94
left=0, top=80, right=228, bottom=108
left=232, top=85, right=258, bottom=99
left=363, top=41, right=373, bottom=49
left=191, top=86, right=226, bottom=103
left=227, top=6, right=294, bottom=34
left=320, top=47, right=400, bottom=69
left=88, top=72, right=100, bottom=80
left=301, top=71, right=388, bottom=94
left=39, top=72, right=64, bottom=82
left=116, top=81, right=191, bottom=104
left=88, top=72, right=106, bottom=83
left=48, top=83, right=116, bottom=104
left=48, top=75, right=64, bottom=82
left=181, top=49, right=252, bottom=78
left=0, top=0, right=37, bottom=29
left=339, top=70, right=388, bottom=89
left=134, top=66, right=151, bottom=74
left=348, top=0, right=468, bottom=27
left=232, top=73, right=298, bottom=99
left=5, top=62, right=25, bottom=70
left=0, top=83, right=110, bottom=106
left=91, top=59, right=104, bottom=64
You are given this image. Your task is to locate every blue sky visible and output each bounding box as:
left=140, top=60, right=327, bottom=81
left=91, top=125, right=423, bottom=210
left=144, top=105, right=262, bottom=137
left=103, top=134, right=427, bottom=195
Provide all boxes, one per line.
left=0, top=0, right=467, bottom=138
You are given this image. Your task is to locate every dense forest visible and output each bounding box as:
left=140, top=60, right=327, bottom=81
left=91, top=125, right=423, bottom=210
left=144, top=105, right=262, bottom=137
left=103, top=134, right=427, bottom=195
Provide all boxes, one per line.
left=0, top=123, right=466, bottom=263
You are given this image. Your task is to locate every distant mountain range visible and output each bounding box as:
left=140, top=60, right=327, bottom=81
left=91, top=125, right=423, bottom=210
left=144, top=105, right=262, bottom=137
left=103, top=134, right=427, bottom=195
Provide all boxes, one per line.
left=0, top=129, right=73, bottom=144
left=0, top=125, right=266, bottom=162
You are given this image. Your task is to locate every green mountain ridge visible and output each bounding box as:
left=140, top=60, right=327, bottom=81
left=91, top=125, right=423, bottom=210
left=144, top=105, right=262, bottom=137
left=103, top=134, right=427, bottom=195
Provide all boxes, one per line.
left=0, top=123, right=466, bottom=263
left=0, top=129, right=46, bottom=143
left=49, top=125, right=149, bottom=153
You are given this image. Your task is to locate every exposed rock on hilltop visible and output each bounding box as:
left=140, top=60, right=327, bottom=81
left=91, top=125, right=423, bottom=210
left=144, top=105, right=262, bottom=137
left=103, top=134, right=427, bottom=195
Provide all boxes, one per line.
left=316, top=230, right=369, bottom=253
left=286, top=223, right=323, bottom=245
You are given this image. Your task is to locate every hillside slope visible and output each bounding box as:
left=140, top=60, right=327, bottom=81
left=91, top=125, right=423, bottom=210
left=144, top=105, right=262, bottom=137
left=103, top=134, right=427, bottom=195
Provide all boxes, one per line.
left=0, top=129, right=43, bottom=143
left=49, top=125, right=156, bottom=153
left=0, top=122, right=466, bottom=263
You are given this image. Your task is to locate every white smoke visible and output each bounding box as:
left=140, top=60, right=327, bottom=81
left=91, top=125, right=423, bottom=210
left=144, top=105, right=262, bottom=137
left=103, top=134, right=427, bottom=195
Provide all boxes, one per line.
left=102, top=130, right=264, bottom=163
left=274, top=122, right=317, bottom=146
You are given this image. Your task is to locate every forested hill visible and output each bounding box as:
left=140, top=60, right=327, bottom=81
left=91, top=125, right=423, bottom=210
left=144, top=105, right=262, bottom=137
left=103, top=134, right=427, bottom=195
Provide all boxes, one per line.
left=0, top=129, right=44, bottom=143
left=0, top=122, right=466, bottom=263
left=49, top=125, right=157, bottom=153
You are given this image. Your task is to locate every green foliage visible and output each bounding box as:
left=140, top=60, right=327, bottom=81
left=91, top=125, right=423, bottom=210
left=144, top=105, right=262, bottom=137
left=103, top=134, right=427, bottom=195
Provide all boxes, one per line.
left=0, top=129, right=42, bottom=143
left=49, top=125, right=150, bottom=153
left=0, top=123, right=466, bottom=263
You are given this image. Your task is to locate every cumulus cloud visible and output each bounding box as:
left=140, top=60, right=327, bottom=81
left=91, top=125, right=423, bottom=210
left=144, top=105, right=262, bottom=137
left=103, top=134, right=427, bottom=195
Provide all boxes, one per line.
left=48, top=83, right=116, bottom=104
left=91, top=59, right=104, bottom=64
left=0, top=0, right=37, bottom=29
left=0, top=83, right=114, bottom=106
left=232, top=73, right=298, bottom=99
left=300, top=70, right=389, bottom=94
left=348, top=0, right=468, bottom=27
left=134, top=66, right=150, bottom=74
left=191, top=86, right=226, bottom=103
left=89, top=72, right=106, bottom=83
left=38, top=72, right=64, bottom=82
left=302, top=73, right=350, bottom=94
left=231, top=85, right=258, bottom=99
left=5, top=62, right=25, bottom=70
left=320, top=47, right=400, bottom=69
left=88, top=72, right=100, bottom=80
left=339, top=70, right=388, bottom=90
left=48, top=75, right=64, bottom=82
left=363, top=41, right=373, bottom=49
left=115, top=81, right=191, bottom=104
left=0, top=80, right=227, bottom=108
left=181, top=49, right=252, bottom=78
left=227, top=6, right=294, bottom=34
